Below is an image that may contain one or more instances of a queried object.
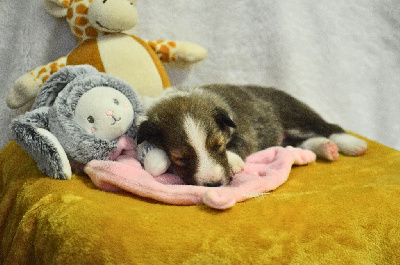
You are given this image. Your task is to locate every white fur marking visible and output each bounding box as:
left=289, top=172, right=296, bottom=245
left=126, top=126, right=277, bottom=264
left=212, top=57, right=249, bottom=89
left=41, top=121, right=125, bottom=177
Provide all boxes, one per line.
left=329, top=133, right=367, bottom=156
left=37, top=128, right=72, bottom=179
left=183, top=115, right=225, bottom=185
left=300, top=137, right=339, bottom=161
left=227, top=150, right=245, bottom=174
left=143, top=148, right=171, bottom=176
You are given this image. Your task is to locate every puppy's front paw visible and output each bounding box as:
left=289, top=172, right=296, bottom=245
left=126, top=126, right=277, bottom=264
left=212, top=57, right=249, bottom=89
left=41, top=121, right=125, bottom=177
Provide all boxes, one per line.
left=227, top=151, right=245, bottom=174
left=144, top=148, right=171, bottom=176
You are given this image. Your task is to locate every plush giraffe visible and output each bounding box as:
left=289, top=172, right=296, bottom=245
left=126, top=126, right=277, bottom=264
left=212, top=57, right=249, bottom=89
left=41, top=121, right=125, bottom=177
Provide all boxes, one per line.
left=7, top=0, right=207, bottom=110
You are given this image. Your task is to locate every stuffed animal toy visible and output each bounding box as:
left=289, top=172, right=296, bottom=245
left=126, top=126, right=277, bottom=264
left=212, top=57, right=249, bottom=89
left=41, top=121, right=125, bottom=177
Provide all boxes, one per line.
left=11, top=65, right=146, bottom=180
left=7, top=0, right=207, bottom=110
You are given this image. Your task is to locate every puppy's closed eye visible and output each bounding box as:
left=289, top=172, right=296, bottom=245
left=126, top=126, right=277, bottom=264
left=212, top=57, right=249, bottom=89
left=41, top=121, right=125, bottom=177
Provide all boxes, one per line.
left=212, top=143, right=225, bottom=153
left=170, top=152, right=188, bottom=167
left=208, top=136, right=227, bottom=154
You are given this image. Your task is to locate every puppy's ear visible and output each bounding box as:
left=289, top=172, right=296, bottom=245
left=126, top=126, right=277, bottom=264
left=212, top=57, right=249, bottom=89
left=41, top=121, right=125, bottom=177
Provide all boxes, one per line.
left=214, top=107, right=236, bottom=129
left=137, top=120, right=161, bottom=144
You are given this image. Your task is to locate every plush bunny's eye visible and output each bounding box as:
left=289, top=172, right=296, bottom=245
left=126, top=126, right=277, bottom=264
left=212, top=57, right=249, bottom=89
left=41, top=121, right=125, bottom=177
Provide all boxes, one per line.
left=113, top=99, right=119, bottom=105
left=87, top=116, right=95, bottom=124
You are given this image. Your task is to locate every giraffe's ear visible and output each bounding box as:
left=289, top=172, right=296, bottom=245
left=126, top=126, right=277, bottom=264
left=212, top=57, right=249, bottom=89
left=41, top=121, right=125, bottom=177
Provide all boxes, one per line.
left=44, top=0, right=71, bottom=18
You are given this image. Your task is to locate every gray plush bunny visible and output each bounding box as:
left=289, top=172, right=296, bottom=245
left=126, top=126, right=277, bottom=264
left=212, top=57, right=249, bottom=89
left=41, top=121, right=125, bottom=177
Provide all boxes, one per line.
left=11, top=65, right=149, bottom=180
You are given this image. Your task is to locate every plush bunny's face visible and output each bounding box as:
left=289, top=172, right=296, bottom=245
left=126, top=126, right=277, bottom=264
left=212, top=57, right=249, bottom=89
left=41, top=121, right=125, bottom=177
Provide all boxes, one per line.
left=74, top=86, right=134, bottom=140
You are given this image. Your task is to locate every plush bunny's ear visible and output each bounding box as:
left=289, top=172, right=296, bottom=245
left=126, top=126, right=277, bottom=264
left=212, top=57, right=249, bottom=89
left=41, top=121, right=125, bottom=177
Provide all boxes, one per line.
left=44, top=0, right=71, bottom=18
left=33, top=65, right=99, bottom=109
left=11, top=107, right=72, bottom=180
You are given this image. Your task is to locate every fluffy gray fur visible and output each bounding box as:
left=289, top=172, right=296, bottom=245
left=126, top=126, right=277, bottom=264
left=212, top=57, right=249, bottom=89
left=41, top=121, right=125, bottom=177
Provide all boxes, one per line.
left=12, top=107, right=70, bottom=178
left=11, top=65, right=145, bottom=179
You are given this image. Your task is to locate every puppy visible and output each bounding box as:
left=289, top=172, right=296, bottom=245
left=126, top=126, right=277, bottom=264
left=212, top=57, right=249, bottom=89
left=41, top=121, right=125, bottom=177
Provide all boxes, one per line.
left=137, top=84, right=367, bottom=187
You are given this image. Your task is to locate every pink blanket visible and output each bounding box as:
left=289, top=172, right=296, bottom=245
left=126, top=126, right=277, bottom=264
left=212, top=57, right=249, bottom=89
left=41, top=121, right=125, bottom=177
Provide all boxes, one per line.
left=84, top=137, right=316, bottom=209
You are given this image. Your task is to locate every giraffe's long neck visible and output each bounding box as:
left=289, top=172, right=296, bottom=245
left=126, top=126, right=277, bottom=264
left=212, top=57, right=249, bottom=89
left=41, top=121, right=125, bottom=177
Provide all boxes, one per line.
left=67, top=0, right=101, bottom=42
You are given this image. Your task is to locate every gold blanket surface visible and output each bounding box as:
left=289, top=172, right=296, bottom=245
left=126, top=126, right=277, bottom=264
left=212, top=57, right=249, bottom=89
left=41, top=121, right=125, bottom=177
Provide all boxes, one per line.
left=1, top=137, right=399, bottom=264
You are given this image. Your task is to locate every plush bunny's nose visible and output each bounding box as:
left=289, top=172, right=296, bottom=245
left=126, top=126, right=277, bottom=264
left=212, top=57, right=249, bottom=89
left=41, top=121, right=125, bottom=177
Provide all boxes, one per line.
left=106, top=110, right=113, bottom=116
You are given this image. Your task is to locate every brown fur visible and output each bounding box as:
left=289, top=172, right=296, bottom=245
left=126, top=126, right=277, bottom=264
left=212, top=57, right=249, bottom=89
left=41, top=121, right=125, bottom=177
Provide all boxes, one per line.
left=138, top=84, right=347, bottom=186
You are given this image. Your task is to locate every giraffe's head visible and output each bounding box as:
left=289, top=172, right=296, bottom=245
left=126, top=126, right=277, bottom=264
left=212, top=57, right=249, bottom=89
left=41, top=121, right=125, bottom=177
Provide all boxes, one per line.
left=44, top=0, right=138, bottom=42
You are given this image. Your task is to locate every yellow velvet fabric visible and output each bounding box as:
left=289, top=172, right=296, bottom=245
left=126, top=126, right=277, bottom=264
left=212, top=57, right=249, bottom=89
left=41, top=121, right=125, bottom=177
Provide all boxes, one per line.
left=1, top=137, right=399, bottom=264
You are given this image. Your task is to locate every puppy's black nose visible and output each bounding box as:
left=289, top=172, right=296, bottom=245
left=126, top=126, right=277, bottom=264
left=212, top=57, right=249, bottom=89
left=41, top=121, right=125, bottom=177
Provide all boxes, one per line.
left=205, top=181, right=222, bottom=187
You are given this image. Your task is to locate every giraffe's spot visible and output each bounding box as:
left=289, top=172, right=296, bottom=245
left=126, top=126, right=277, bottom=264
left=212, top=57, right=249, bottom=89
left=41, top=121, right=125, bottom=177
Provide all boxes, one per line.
left=148, top=41, right=156, bottom=50
left=37, top=68, right=47, bottom=78
left=67, top=7, right=74, bottom=20
left=159, top=44, right=170, bottom=55
left=50, top=63, right=59, bottom=74
left=156, top=40, right=164, bottom=44
left=42, top=75, right=50, bottom=83
left=73, top=26, right=84, bottom=37
left=76, top=4, right=89, bottom=15
left=75, top=16, right=89, bottom=27
left=61, top=0, right=70, bottom=7
left=85, top=26, right=99, bottom=38
left=167, top=41, right=177, bottom=48
left=160, top=54, right=170, bottom=63
left=159, top=44, right=171, bottom=62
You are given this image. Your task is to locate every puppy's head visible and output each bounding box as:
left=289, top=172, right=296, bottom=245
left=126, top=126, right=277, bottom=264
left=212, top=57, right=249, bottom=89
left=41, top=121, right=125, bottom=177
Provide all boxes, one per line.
left=137, top=94, right=236, bottom=186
